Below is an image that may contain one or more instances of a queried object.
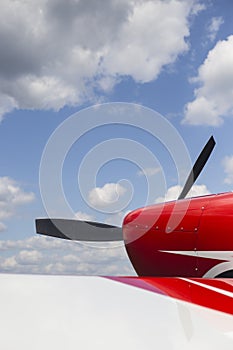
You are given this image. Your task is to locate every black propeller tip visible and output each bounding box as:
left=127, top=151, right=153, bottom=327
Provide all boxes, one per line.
left=178, top=135, right=216, bottom=200
left=36, top=218, right=123, bottom=241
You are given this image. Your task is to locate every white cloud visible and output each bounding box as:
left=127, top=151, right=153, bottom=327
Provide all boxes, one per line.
left=155, top=184, right=210, bottom=203
left=0, top=177, right=35, bottom=230
left=207, top=16, right=224, bottom=42
left=102, top=0, right=192, bottom=83
left=0, top=256, right=17, bottom=269
left=183, top=35, right=233, bottom=126
left=88, top=183, right=126, bottom=208
left=190, top=2, right=206, bottom=15
left=0, top=0, right=201, bottom=119
left=0, top=235, right=135, bottom=275
left=16, top=250, right=43, bottom=265
left=222, top=156, right=233, bottom=184
left=0, top=236, right=71, bottom=251
left=0, top=177, right=34, bottom=207
left=74, top=211, right=95, bottom=221
left=105, top=211, right=129, bottom=226
left=137, top=167, right=161, bottom=177
left=0, top=95, right=17, bottom=122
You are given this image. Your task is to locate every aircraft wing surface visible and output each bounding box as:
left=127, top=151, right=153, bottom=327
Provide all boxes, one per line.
left=0, top=274, right=232, bottom=349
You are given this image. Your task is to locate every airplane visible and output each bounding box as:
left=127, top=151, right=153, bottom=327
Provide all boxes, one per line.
left=36, top=136, right=233, bottom=280
left=0, top=273, right=232, bottom=349
left=34, top=135, right=233, bottom=323
left=0, top=136, right=232, bottom=349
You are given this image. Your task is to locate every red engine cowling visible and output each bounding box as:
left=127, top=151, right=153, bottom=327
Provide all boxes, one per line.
left=122, top=193, right=233, bottom=277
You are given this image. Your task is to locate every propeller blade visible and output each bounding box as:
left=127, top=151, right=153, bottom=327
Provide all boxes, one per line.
left=178, top=136, right=216, bottom=200
left=36, top=218, right=123, bottom=241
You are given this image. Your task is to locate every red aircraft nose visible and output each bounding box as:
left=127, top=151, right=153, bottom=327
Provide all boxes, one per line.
left=122, top=202, right=166, bottom=245
left=123, top=208, right=152, bottom=245
left=122, top=201, right=201, bottom=277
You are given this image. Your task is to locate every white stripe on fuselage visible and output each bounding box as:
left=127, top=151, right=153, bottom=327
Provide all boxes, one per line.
left=159, top=250, right=233, bottom=261
left=181, top=278, right=233, bottom=298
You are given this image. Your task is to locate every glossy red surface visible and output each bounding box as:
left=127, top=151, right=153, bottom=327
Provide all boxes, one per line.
left=110, top=277, right=233, bottom=316
left=122, top=192, right=233, bottom=277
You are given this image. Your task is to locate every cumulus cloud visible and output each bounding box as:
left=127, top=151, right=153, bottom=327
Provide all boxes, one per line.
left=102, top=0, right=192, bottom=82
left=105, top=211, right=129, bottom=226
left=0, top=176, right=35, bottom=230
left=0, top=235, right=135, bottom=275
left=16, top=250, right=43, bottom=265
left=183, top=35, right=233, bottom=126
left=137, top=167, right=161, bottom=177
left=155, top=184, right=210, bottom=203
left=1, top=256, right=17, bottom=270
left=222, top=156, right=233, bottom=184
left=206, top=16, right=224, bottom=42
left=0, top=0, right=201, bottom=119
left=88, top=183, right=126, bottom=208
left=0, top=235, right=68, bottom=251
left=74, top=211, right=95, bottom=221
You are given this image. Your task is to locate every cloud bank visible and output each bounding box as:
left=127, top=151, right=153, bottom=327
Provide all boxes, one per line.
left=0, top=0, right=201, bottom=120
left=0, top=235, right=135, bottom=275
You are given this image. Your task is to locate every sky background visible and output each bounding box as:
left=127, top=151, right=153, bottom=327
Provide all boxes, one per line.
left=1, top=0, right=233, bottom=275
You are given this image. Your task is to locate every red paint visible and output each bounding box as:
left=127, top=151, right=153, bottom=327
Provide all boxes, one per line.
left=109, top=277, right=233, bottom=316
left=122, top=192, right=233, bottom=277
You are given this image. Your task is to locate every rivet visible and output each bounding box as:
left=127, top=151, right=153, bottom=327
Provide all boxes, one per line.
left=195, top=267, right=198, bottom=271
left=194, top=227, right=198, bottom=231
left=201, top=206, right=205, bottom=210
left=180, top=227, right=183, bottom=230
left=156, top=226, right=159, bottom=230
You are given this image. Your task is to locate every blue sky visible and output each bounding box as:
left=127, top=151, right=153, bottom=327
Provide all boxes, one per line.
left=1, top=0, right=233, bottom=275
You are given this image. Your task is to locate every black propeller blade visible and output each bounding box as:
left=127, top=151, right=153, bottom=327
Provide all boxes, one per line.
left=178, top=136, right=216, bottom=200
left=36, top=218, right=123, bottom=241
left=36, top=136, right=216, bottom=242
